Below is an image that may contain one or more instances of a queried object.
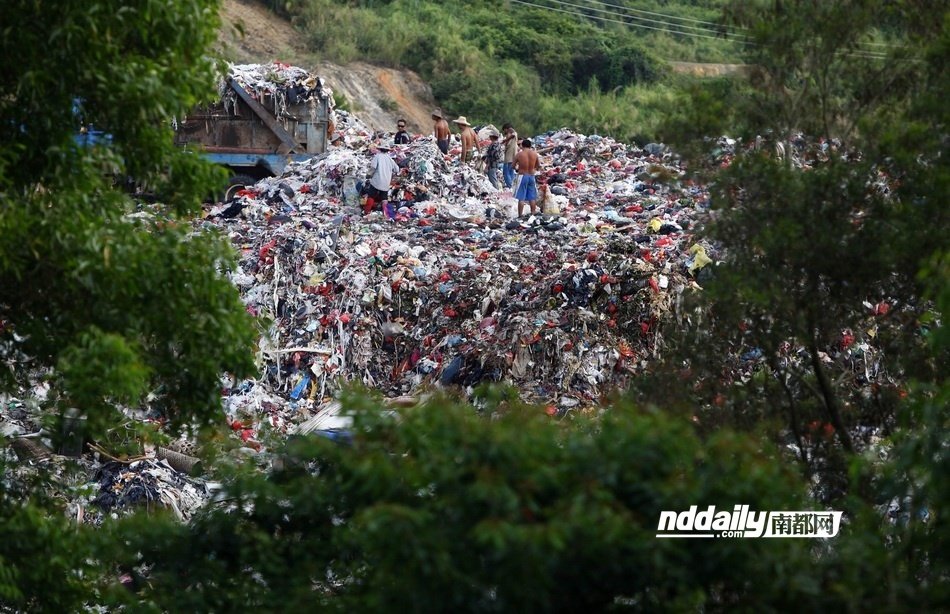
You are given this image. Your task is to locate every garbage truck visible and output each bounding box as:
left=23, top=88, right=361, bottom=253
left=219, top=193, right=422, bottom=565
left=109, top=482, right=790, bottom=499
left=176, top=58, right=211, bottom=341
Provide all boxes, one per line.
left=174, top=64, right=332, bottom=200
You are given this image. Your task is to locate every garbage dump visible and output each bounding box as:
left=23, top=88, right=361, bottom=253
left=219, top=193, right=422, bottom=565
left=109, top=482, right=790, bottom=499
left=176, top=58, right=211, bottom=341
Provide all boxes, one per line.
left=0, top=110, right=902, bottom=522
left=201, top=110, right=720, bottom=443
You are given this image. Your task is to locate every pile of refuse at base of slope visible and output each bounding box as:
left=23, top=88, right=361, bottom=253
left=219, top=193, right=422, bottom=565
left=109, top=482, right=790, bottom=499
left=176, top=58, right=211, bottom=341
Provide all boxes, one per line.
left=200, top=112, right=719, bottom=436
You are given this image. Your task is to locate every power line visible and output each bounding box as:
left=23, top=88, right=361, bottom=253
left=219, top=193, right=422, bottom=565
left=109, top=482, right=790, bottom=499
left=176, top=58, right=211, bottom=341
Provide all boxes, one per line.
left=579, top=0, right=743, bottom=29
left=572, top=0, right=902, bottom=51
left=508, top=0, right=740, bottom=42
left=510, top=0, right=891, bottom=59
left=547, top=0, right=749, bottom=39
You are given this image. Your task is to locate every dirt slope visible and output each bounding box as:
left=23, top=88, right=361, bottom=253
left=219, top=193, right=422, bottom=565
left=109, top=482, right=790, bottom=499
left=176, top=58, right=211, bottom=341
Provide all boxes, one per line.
left=216, top=0, right=436, bottom=134
left=669, top=61, right=750, bottom=77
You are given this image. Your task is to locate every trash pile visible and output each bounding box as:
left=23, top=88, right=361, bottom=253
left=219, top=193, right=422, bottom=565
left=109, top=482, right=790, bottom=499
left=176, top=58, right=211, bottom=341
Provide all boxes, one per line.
left=204, top=123, right=719, bottom=436
left=224, top=62, right=335, bottom=118
left=2, top=391, right=212, bottom=525
left=92, top=459, right=209, bottom=522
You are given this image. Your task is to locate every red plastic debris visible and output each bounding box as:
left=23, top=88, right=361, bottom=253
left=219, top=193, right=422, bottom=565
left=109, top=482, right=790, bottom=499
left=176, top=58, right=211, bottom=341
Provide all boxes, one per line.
left=649, top=277, right=660, bottom=293
left=258, top=238, right=277, bottom=262
left=840, top=331, right=855, bottom=350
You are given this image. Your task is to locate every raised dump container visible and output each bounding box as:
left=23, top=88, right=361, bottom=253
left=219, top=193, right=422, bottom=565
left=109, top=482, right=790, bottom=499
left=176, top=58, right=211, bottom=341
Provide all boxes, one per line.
left=174, top=63, right=333, bottom=199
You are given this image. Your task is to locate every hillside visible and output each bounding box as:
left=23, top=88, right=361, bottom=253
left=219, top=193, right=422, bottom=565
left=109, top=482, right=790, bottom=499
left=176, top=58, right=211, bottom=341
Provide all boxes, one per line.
left=216, top=0, right=437, bottom=133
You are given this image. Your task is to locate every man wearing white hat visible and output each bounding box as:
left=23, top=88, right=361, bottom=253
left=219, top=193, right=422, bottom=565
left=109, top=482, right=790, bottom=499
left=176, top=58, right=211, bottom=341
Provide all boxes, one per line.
left=365, top=139, right=398, bottom=213
left=453, top=116, right=479, bottom=165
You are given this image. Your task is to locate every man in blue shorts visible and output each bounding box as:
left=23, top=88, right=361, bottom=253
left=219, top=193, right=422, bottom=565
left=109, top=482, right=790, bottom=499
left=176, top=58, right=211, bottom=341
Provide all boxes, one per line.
left=514, top=138, right=541, bottom=217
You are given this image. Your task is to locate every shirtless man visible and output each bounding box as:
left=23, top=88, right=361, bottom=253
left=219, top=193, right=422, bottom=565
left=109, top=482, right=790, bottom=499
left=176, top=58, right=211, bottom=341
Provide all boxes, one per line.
left=453, top=116, right=479, bottom=164
left=432, top=109, right=450, bottom=155
left=513, top=138, right=541, bottom=217
left=501, top=123, right=518, bottom=188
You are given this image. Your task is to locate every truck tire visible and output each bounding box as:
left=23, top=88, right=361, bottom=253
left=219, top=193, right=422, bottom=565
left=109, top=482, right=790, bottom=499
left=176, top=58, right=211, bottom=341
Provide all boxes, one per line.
left=224, top=174, right=256, bottom=202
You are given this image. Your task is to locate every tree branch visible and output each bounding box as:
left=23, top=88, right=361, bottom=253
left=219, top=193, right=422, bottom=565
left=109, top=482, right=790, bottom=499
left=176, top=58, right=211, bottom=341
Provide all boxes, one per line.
left=807, top=338, right=854, bottom=453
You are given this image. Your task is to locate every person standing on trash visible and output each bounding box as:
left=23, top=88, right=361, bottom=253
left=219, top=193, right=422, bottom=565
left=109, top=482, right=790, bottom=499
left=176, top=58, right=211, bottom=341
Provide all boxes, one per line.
left=394, top=118, right=411, bottom=145
left=514, top=138, right=541, bottom=217
left=484, top=131, right=503, bottom=189
left=364, top=139, right=398, bottom=214
left=432, top=109, right=450, bottom=155
left=502, top=123, right=518, bottom=189
left=453, top=116, right=479, bottom=165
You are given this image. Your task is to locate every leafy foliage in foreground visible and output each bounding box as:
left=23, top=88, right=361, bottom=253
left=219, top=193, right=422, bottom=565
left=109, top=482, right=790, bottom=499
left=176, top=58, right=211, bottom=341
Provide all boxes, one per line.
left=0, top=0, right=257, bottom=606
left=0, top=0, right=257, bottom=441
left=647, top=0, right=947, bottom=485
left=115, top=394, right=820, bottom=612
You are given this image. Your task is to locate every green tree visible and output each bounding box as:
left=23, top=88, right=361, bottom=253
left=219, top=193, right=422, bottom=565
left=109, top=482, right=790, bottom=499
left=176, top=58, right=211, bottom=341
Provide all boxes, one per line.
left=647, top=0, right=948, bottom=494
left=116, top=391, right=826, bottom=612
left=0, top=0, right=256, bottom=442
left=0, top=1, right=255, bottom=607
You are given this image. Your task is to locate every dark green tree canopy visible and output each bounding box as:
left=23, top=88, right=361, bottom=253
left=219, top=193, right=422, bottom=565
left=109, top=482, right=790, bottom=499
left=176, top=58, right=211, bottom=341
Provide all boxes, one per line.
left=0, top=1, right=256, bottom=441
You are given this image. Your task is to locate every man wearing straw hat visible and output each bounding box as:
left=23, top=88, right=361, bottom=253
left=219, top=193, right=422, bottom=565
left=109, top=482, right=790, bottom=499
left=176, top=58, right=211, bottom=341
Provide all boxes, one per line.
left=432, top=109, right=450, bottom=155
left=453, top=115, right=479, bottom=164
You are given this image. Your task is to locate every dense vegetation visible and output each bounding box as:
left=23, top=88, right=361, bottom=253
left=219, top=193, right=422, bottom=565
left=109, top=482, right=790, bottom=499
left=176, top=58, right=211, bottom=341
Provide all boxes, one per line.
left=0, top=1, right=257, bottom=603
left=0, top=0, right=947, bottom=611
left=267, top=0, right=748, bottom=140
